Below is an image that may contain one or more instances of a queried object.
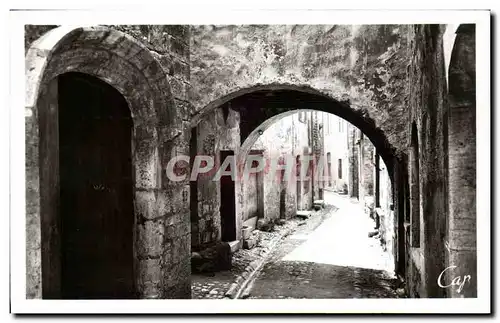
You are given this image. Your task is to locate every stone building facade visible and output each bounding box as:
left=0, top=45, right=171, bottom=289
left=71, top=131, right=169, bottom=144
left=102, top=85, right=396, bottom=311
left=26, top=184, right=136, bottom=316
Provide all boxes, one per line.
left=24, top=24, right=477, bottom=299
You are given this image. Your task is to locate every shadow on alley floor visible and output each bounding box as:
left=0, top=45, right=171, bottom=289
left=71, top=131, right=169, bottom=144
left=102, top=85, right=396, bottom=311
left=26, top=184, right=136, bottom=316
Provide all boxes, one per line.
left=246, top=261, right=399, bottom=299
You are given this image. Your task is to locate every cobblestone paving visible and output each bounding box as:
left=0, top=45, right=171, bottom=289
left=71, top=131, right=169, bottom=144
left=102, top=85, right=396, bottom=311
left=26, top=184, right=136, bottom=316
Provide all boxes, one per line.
left=191, top=217, right=303, bottom=299
left=247, top=192, right=401, bottom=299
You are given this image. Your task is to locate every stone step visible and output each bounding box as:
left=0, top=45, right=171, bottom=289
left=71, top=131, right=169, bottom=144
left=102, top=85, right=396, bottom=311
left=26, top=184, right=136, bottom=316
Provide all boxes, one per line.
left=228, top=240, right=240, bottom=254
left=314, top=199, right=325, bottom=206
left=296, top=210, right=312, bottom=219
left=313, top=200, right=325, bottom=210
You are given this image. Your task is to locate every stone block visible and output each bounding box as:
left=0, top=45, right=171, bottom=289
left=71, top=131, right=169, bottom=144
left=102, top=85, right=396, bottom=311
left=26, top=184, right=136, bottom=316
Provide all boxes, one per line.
left=139, top=281, right=161, bottom=299
left=135, top=190, right=157, bottom=219
left=243, top=216, right=258, bottom=231
left=243, top=238, right=257, bottom=249
left=296, top=210, right=312, bottom=219
left=242, top=226, right=253, bottom=240
left=313, top=199, right=325, bottom=207
left=137, top=219, right=164, bottom=257
left=228, top=240, right=241, bottom=253
left=138, top=258, right=162, bottom=284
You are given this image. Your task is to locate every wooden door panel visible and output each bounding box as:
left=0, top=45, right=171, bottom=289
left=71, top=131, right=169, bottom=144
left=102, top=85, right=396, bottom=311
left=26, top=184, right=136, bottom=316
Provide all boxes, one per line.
left=58, top=73, right=134, bottom=299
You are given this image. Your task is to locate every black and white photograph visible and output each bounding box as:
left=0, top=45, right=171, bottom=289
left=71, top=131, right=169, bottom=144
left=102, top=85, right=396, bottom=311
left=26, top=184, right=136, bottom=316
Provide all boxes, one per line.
left=7, top=5, right=491, bottom=315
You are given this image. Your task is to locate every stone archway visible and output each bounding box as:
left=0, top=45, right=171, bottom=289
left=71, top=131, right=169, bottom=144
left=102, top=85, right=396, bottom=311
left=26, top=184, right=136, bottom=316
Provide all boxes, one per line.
left=25, top=26, right=181, bottom=299
left=191, top=85, right=400, bottom=261
left=206, top=87, right=396, bottom=182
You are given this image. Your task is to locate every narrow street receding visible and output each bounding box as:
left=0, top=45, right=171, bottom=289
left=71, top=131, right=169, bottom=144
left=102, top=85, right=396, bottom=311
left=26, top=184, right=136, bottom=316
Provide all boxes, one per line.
left=247, top=191, right=398, bottom=299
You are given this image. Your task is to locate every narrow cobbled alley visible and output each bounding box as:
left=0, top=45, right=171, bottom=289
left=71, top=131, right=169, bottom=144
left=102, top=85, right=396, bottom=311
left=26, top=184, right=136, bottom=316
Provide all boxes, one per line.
left=244, top=191, right=400, bottom=299
left=192, top=190, right=402, bottom=299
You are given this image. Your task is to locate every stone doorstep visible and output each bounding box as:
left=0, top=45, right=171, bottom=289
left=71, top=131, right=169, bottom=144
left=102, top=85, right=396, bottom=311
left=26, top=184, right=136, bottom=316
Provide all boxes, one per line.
left=313, top=200, right=325, bottom=206
left=228, top=240, right=241, bottom=254
left=242, top=238, right=257, bottom=250
left=296, top=210, right=312, bottom=219
left=242, top=226, right=253, bottom=240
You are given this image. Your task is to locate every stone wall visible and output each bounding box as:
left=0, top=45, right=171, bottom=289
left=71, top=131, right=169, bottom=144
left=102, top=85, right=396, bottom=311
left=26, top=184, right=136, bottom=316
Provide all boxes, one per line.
left=25, top=25, right=192, bottom=299
left=446, top=24, right=476, bottom=298
left=76, top=25, right=195, bottom=298
left=250, top=112, right=313, bottom=223
left=406, top=24, right=449, bottom=298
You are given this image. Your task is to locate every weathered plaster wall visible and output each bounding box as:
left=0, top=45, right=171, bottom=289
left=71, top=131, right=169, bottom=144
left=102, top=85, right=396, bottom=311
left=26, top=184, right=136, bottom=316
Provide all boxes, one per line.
left=250, top=112, right=313, bottom=223
left=323, top=115, right=349, bottom=193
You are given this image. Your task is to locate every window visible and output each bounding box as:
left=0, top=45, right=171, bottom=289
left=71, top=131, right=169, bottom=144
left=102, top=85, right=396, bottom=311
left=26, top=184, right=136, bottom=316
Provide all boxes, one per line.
left=338, top=159, right=342, bottom=179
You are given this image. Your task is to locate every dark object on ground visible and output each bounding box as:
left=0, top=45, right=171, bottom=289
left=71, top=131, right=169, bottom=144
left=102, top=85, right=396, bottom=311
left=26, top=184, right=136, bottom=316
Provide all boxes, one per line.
left=191, top=241, right=232, bottom=273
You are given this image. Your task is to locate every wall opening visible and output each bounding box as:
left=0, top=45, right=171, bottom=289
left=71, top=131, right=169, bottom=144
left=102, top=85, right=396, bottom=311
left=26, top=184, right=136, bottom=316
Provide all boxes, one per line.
left=220, top=150, right=237, bottom=242
left=410, top=122, right=421, bottom=248
left=190, top=127, right=199, bottom=249
left=57, top=72, right=134, bottom=299
left=296, top=154, right=302, bottom=210
left=279, top=187, right=286, bottom=219
left=338, top=158, right=343, bottom=179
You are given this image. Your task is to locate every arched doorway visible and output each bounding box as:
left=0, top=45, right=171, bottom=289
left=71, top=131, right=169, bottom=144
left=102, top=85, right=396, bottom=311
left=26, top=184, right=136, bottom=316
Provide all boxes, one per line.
left=58, top=72, right=134, bottom=299
left=25, top=26, right=184, bottom=299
